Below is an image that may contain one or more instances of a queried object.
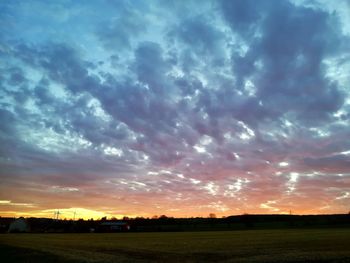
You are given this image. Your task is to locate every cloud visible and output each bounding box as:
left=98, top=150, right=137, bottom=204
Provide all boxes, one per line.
left=304, top=154, right=350, bottom=173
left=222, top=0, right=347, bottom=124
left=97, top=2, right=148, bottom=50
left=0, top=0, right=349, bottom=217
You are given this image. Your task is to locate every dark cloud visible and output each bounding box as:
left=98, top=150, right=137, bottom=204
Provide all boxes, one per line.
left=221, top=0, right=264, bottom=38
left=304, top=154, right=350, bottom=173
left=220, top=0, right=347, bottom=126
left=133, top=41, right=171, bottom=93
left=169, top=15, right=225, bottom=62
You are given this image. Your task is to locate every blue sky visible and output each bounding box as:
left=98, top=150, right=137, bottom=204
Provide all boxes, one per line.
left=0, top=0, right=350, bottom=218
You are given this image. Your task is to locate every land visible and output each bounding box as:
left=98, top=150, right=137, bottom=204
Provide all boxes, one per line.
left=1, top=228, right=350, bottom=262
left=2, top=214, right=350, bottom=233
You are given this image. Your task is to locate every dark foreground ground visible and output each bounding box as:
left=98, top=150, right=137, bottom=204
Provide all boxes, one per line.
left=1, top=229, right=350, bottom=263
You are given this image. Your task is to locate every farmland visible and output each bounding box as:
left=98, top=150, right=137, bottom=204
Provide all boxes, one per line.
left=1, top=229, right=350, bottom=262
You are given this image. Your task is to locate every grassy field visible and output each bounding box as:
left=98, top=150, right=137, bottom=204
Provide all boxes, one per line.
left=1, top=229, right=350, bottom=262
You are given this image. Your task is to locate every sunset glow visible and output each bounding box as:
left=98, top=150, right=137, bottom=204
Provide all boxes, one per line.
left=1, top=0, right=350, bottom=219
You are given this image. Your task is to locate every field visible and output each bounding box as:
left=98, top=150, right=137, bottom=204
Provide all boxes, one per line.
left=1, top=229, right=350, bottom=262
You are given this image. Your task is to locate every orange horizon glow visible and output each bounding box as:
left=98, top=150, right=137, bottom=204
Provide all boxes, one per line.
left=2, top=168, right=350, bottom=220
left=1, top=168, right=349, bottom=220
left=1, top=207, right=349, bottom=220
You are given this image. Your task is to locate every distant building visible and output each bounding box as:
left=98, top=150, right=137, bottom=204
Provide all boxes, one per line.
left=8, top=217, right=30, bottom=233
left=98, top=221, right=130, bottom=232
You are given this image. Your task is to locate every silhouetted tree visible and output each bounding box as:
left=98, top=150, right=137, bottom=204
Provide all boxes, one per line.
left=209, top=213, right=216, bottom=219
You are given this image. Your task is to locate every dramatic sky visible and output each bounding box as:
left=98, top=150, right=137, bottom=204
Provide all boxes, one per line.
left=1, top=0, right=350, bottom=219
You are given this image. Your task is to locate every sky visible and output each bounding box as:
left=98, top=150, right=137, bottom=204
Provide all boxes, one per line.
left=0, top=0, right=350, bottom=219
